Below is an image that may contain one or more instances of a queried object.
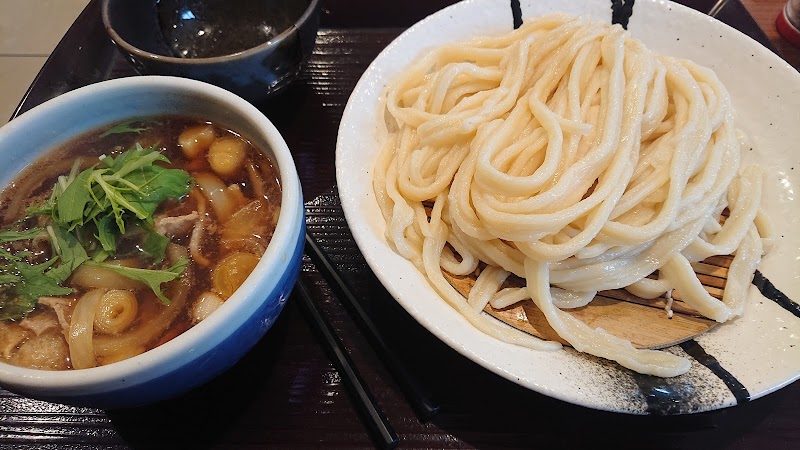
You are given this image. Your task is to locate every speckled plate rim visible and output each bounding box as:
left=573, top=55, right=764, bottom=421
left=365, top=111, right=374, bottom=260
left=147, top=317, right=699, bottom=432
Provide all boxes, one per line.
left=336, top=0, right=800, bottom=414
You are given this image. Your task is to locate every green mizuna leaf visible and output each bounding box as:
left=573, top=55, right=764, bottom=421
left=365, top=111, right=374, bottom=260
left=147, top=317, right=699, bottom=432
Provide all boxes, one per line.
left=90, top=257, right=189, bottom=305
left=98, top=119, right=153, bottom=138
left=141, top=225, right=169, bottom=262
left=95, top=214, right=118, bottom=253
left=0, top=253, right=74, bottom=321
left=0, top=296, right=37, bottom=321
left=0, top=274, right=20, bottom=284
left=97, top=146, right=192, bottom=226
left=56, top=168, right=94, bottom=226
left=0, top=229, right=44, bottom=243
left=14, top=258, right=74, bottom=299
left=46, top=145, right=192, bottom=238
left=1, top=141, right=192, bottom=321
left=45, top=225, right=89, bottom=284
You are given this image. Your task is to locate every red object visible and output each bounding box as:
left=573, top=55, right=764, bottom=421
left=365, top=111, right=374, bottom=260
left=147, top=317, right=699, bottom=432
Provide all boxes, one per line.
left=777, top=4, right=800, bottom=47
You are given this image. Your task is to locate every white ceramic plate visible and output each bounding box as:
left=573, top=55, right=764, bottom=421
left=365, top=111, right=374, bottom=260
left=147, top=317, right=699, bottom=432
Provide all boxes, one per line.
left=336, top=0, right=800, bottom=413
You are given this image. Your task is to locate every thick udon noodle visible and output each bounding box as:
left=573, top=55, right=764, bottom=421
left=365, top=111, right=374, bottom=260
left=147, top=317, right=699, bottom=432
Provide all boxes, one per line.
left=373, top=14, right=770, bottom=377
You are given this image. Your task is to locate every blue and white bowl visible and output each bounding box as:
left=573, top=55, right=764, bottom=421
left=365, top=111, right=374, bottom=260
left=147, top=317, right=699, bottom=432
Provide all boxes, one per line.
left=0, top=76, right=304, bottom=408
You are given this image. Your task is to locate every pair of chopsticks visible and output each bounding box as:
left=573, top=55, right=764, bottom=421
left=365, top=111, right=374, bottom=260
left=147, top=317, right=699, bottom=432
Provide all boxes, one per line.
left=294, top=279, right=397, bottom=449
left=296, top=231, right=440, bottom=449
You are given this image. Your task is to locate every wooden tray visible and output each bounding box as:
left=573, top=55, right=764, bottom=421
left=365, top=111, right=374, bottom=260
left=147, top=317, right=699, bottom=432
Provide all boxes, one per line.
left=443, top=254, right=732, bottom=349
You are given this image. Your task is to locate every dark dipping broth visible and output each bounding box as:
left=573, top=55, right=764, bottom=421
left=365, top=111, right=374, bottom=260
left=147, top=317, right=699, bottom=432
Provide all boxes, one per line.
left=0, top=116, right=281, bottom=370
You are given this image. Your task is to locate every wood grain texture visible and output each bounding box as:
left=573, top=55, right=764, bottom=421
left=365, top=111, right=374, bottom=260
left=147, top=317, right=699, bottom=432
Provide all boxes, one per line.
left=442, top=259, right=721, bottom=350
left=1, top=1, right=799, bottom=449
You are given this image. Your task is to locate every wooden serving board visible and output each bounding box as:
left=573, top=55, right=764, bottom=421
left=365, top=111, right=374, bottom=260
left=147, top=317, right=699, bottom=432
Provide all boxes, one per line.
left=443, top=255, right=733, bottom=349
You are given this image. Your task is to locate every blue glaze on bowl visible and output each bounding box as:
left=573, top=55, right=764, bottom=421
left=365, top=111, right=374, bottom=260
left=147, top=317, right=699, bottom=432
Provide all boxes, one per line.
left=0, top=76, right=304, bottom=409
left=43, top=212, right=305, bottom=409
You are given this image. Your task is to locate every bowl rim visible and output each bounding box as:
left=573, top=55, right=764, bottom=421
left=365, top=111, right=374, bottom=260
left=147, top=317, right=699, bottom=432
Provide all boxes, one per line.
left=0, top=75, right=303, bottom=395
left=100, top=0, right=320, bottom=64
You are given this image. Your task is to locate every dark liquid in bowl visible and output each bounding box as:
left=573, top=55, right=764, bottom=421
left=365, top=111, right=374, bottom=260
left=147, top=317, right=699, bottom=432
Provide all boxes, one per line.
left=156, top=0, right=308, bottom=58
left=0, top=116, right=281, bottom=370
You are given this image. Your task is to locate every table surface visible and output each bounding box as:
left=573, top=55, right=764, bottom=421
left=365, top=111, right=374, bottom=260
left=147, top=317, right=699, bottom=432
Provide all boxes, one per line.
left=2, top=1, right=799, bottom=449
left=741, top=0, right=800, bottom=68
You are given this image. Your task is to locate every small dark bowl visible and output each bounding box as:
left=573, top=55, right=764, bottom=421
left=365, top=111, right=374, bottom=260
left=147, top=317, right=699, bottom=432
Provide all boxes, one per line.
left=102, top=0, right=320, bottom=103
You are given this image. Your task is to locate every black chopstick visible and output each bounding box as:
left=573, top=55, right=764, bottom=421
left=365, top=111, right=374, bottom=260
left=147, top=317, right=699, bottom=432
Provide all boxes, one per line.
left=294, top=276, right=399, bottom=450
left=304, top=231, right=441, bottom=422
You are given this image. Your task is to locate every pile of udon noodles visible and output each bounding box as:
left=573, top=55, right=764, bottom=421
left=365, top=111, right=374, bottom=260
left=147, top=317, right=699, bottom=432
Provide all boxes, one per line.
left=372, top=14, right=772, bottom=377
